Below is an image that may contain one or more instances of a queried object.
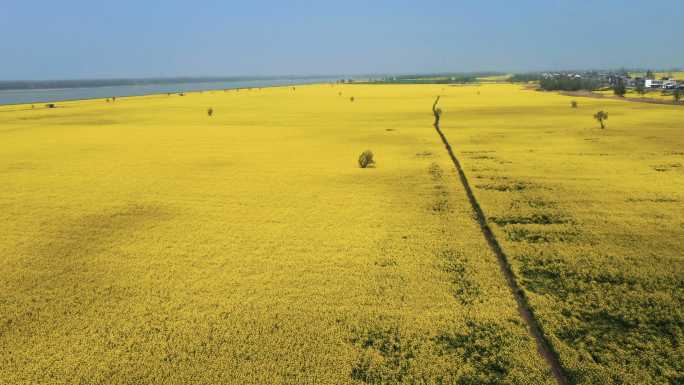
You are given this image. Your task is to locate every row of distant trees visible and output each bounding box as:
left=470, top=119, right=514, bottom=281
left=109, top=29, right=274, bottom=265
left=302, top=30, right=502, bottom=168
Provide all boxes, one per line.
left=509, top=73, right=603, bottom=91
left=374, top=75, right=477, bottom=84
left=538, top=76, right=603, bottom=91
left=508, top=73, right=544, bottom=83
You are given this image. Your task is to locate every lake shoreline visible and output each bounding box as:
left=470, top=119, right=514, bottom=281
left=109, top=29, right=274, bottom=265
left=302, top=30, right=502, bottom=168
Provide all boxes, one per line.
left=0, top=77, right=339, bottom=106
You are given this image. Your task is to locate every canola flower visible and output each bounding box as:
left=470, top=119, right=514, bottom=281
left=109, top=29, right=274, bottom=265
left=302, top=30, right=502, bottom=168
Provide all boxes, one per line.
left=0, top=83, right=681, bottom=384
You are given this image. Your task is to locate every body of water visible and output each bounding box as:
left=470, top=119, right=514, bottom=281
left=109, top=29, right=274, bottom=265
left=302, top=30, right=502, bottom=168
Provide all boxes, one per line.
left=0, top=77, right=339, bottom=106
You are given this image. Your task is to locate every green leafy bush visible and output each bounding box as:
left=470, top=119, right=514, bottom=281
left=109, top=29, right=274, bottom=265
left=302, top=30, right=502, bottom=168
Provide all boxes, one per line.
left=358, top=150, right=375, bottom=168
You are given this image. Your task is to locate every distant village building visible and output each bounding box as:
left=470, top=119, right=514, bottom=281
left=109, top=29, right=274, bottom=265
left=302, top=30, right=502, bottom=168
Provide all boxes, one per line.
left=645, top=79, right=663, bottom=88
left=608, top=74, right=634, bottom=88
left=539, top=70, right=682, bottom=90
left=644, top=77, right=681, bottom=89
left=663, top=79, right=678, bottom=89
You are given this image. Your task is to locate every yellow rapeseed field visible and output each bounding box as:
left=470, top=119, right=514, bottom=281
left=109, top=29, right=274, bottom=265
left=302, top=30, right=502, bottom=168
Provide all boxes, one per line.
left=477, top=75, right=512, bottom=82
left=1, top=85, right=555, bottom=384
left=439, top=84, right=683, bottom=384
left=1, top=83, right=682, bottom=384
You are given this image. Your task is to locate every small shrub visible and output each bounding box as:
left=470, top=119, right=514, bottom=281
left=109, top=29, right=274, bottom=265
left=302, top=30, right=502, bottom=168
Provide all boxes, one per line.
left=46, top=103, right=56, bottom=108
left=593, top=110, right=608, bottom=129
left=571, top=100, right=578, bottom=108
left=207, top=108, right=213, bottom=117
left=350, top=96, right=355, bottom=102
left=358, top=150, right=375, bottom=168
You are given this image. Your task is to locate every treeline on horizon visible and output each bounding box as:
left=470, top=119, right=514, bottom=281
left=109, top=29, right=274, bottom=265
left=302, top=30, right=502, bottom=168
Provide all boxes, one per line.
left=371, top=72, right=504, bottom=84
left=540, top=76, right=603, bottom=91
left=0, top=75, right=333, bottom=91
left=509, top=73, right=603, bottom=91
left=373, top=76, right=475, bottom=84
left=508, top=73, right=545, bottom=83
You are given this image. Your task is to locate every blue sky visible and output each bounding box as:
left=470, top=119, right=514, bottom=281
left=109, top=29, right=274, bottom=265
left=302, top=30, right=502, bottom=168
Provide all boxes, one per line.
left=2, top=1, right=682, bottom=80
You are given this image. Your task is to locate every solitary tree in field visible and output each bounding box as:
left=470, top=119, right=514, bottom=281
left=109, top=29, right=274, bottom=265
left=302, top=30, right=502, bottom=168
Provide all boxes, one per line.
left=207, top=107, right=214, bottom=117
left=350, top=96, right=355, bottom=102
left=613, top=78, right=626, bottom=97
left=674, top=88, right=681, bottom=103
left=594, top=111, right=608, bottom=129
left=571, top=100, right=578, bottom=108
left=432, top=96, right=442, bottom=127
left=635, top=81, right=646, bottom=97
left=358, top=150, right=375, bottom=168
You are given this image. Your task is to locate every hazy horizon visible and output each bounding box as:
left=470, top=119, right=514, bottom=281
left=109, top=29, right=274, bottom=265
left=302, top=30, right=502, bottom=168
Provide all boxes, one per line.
left=3, top=0, right=683, bottom=80
left=4, top=67, right=684, bottom=83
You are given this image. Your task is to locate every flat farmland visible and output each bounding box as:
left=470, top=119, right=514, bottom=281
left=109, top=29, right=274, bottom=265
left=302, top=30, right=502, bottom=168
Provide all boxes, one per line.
left=439, top=84, right=683, bottom=384
left=0, top=85, right=553, bottom=384
left=1, top=83, right=682, bottom=384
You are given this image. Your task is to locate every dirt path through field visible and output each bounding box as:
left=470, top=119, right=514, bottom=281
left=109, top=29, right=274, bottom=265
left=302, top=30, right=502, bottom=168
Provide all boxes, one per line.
left=431, top=108, right=569, bottom=385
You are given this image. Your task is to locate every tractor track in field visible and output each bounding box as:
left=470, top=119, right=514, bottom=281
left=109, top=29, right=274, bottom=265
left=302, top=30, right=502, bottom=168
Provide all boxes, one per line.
left=431, top=101, right=568, bottom=385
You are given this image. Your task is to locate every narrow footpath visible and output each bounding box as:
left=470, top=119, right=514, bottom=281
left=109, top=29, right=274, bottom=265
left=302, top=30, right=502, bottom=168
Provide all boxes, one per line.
left=431, top=97, right=569, bottom=385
